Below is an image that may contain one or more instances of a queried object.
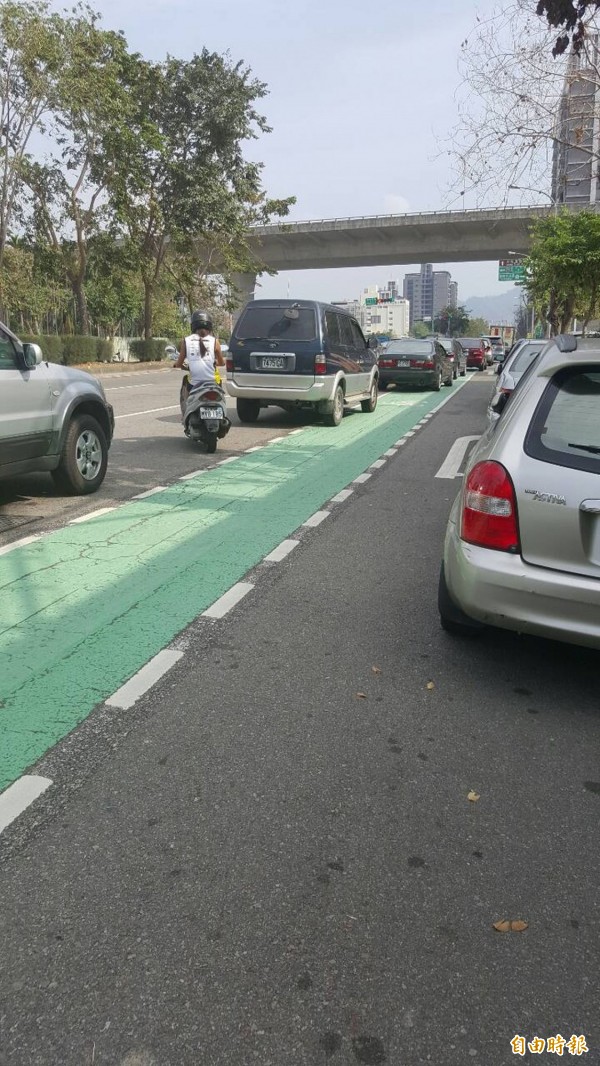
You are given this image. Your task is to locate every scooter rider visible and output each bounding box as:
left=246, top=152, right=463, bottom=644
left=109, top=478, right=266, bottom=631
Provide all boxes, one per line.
left=175, top=310, right=226, bottom=416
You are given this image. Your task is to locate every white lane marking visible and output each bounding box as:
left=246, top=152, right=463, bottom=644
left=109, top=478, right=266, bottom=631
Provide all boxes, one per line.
left=0, top=535, right=40, bottom=557
left=289, top=428, right=304, bottom=435
left=331, top=488, right=354, bottom=504
left=106, top=649, right=183, bottom=710
left=218, top=456, right=238, bottom=465
left=354, top=472, right=372, bottom=483
left=303, top=510, right=330, bottom=527
left=394, top=440, right=407, bottom=447
left=114, top=405, right=179, bottom=419
left=404, top=430, right=416, bottom=438
left=435, top=435, right=480, bottom=479
left=104, top=383, right=155, bottom=392
left=0, top=775, right=52, bottom=834
left=179, top=468, right=207, bottom=480
left=268, top=436, right=286, bottom=443
left=245, top=446, right=263, bottom=453
left=203, top=581, right=254, bottom=619
left=132, top=486, right=167, bottom=499
left=264, top=539, right=300, bottom=563
left=69, top=507, right=116, bottom=524
left=384, top=449, right=397, bottom=457
left=370, top=459, right=386, bottom=469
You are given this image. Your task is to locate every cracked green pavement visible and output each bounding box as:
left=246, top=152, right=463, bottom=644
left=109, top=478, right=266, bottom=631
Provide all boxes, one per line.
left=0, top=387, right=465, bottom=792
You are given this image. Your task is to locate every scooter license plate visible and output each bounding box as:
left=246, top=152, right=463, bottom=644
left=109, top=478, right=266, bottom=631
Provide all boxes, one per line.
left=199, top=406, right=224, bottom=419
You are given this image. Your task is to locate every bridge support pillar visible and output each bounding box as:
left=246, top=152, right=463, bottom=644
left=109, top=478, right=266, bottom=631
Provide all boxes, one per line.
left=230, top=272, right=257, bottom=323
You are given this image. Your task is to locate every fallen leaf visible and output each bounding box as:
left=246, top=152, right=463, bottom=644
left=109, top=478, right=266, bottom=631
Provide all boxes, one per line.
left=356, top=692, right=368, bottom=700
left=372, top=666, right=381, bottom=675
left=426, top=681, right=435, bottom=690
left=467, top=791, right=480, bottom=802
left=493, top=919, right=528, bottom=933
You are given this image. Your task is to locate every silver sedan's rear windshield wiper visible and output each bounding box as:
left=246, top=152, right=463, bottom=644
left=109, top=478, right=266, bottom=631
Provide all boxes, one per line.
left=567, top=442, right=600, bottom=453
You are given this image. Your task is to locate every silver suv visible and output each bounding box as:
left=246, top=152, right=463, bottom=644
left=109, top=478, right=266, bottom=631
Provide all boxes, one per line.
left=0, top=323, right=114, bottom=494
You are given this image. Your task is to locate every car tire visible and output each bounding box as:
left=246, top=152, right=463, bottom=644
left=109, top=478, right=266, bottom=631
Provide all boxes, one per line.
left=323, top=384, right=345, bottom=426
left=453, top=366, right=458, bottom=380
left=444, top=374, right=453, bottom=387
left=433, top=371, right=442, bottom=392
left=438, top=563, right=483, bottom=637
left=479, top=365, right=486, bottom=372
left=460, top=367, right=467, bottom=377
left=52, top=414, right=108, bottom=495
left=361, top=379, right=378, bottom=413
left=237, top=399, right=260, bottom=423
left=205, top=436, right=218, bottom=454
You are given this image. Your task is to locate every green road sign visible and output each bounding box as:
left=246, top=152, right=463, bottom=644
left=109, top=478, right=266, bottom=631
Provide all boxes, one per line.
left=365, top=297, right=377, bottom=306
left=498, top=260, right=525, bottom=282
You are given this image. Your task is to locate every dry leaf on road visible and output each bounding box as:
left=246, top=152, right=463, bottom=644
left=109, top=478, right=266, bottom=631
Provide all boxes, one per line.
left=356, top=692, right=368, bottom=700
left=493, top=919, right=529, bottom=933
left=467, top=791, right=480, bottom=802
left=372, top=666, right=381, bottom=675
left=426, top=682, right=435, bottom=690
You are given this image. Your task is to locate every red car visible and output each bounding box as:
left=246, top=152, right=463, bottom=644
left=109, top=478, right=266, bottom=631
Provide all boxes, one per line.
left=457, top=337, right=487, bottom=372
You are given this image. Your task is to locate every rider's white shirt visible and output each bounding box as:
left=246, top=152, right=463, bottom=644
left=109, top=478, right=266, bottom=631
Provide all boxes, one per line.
left=185, top=333, right=217, bottom=386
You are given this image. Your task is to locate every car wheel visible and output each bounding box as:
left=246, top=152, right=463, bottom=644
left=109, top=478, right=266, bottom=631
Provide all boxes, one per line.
left=438, top=563, right=483, bottom=637
left=378, top=380, right=388, bottom=391
left=433, top=371, right=442, bottom=392
left=323, top=384, right=345, bottom=426
left=453, top=366, right=458, bottom=380
left=479, top=365, right=486, bottom=372
left=444, top=374, right=453, bottom=387
left=237, top=398, right=260, bottom=423
left=460, top=366, right=467, bottom=377
left=205, top=436, right=218, bottom=454
left=52, top=414, right=108, bottom=495
left=361, top=379, right=378, bottom=413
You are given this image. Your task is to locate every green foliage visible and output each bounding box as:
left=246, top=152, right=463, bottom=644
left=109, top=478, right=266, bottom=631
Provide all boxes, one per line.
left=20, top=334, right=64, bottom=361
left=525, top=210, right=600, bottom=334
left=410, top=322, right=430, bottom=338
left=465, top=316, right=488, bottom=336
left=96, top=339, right=112, bottom=362
left=62, top=335, right=100, bottom=364
left=129, top=339, right=166, bottom=362
left=433, top=305, right=470, bottom=336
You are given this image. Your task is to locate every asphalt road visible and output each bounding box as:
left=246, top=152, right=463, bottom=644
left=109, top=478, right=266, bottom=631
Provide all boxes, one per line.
left=0, top=366, right=315, bottom=547
left=0, top=373, right=598, bottom=1065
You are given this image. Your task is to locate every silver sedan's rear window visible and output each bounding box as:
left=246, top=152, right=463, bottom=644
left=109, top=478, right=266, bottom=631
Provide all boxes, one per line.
left=525, top=366, right=600, bottom=474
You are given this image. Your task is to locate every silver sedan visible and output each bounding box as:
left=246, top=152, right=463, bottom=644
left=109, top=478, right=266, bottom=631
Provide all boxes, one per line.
left=486, top=340, right=546, bottom=424
left=439, top=335, right=600, bottom=649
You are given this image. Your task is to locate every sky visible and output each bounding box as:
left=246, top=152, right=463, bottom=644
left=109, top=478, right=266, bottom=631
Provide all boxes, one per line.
left=94, top=0, right=517, bottom=308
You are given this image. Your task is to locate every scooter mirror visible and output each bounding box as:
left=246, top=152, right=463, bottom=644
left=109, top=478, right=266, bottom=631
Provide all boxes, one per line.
left=165, top=345, right=178, bottom=360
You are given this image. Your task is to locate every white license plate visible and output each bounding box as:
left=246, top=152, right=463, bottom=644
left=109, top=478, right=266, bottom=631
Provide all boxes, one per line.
left=199, top=406, right=223, bottom=419
left=261, top=356, right=285, bottom=369
left=397, top=360, right=410, bottom=367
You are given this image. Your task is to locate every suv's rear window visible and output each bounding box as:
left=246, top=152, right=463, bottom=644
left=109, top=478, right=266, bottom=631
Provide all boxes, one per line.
left=235, top=306, right=317, bottom=341
left=525, top=365, right=600, bottom=474
left=386, top=340, right=433, bottom=355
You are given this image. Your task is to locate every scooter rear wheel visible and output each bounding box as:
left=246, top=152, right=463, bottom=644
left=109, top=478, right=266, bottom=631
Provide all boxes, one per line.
left=205, top=436, right=218, bottom=454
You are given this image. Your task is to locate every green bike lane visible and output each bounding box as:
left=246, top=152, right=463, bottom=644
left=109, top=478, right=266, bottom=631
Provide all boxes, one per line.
left=0, top=384, right=467, bottom=793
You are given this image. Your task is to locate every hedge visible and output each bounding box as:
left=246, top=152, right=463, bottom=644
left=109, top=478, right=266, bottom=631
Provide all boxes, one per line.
left=129, top=338, right=167, bottom=362
left=20, top=334, right=64, bottom=363
left=19, top=335, right=117, bottom=365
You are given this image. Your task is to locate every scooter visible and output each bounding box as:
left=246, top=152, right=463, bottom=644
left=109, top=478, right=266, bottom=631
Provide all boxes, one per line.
left=165, top=345, right=231, bottom=454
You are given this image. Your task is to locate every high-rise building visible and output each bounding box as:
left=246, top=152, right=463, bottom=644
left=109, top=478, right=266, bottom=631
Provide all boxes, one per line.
left=332, top=285, right=410, bottom=337
left=402, top=264, right=458, bottom=326
left=552, top=35, right=600, bottom=205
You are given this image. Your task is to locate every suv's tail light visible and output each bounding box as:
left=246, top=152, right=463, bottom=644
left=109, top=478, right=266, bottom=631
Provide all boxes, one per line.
left=315, top=353, right=327, bottom=375
left=226, top=357, right=233, bottom=372
left=460, top=461, right=520, bottom=552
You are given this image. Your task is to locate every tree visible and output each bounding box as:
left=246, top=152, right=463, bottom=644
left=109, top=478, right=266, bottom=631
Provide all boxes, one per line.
left=537, top=1, right=600, bottom=55
left=445, top=0, right=600, bottom=208
left=0, top=2, right=63, bottom=278
left=524, top=209, right=600, bottom=332
left=111, top=51, right=294, bottom=339
left=433, top=305, right=470, bottom=335
left=465, top=316, right=489, bottom=336
left=410, top=322, right=430, bottom=338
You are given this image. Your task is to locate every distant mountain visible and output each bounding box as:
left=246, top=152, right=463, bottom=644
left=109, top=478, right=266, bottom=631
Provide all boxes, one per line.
left=463, top=288, right=521, bottom=325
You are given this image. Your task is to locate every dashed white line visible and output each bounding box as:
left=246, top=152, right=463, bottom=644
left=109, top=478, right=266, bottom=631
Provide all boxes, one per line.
left=435, top=435, right=480, bottom=479
left=330, top=489, right=354, bottom=504
left=218, top=456, right=238, bottom=466
left=69, top=507, right=117, bottom=524
left=245, top=446, right=263, bottom=453
left=132, top=486, right=167, bottom=500
left=268, top=436, right=286, bottom=444
left=0, top=775, right=53, bottom=834
left=370, top=459, right=386, bottom=469
left=354, top=472, right=372, bottom=484
left=395, top=440, right=407, bottom=447
left=0, top=535, right=41, bottom=557
left=264, top=539, right=300, bottom=563
left=179, top=469, right=207, bottom=480
left=289, top=428, right=305, bottom=435
left=203, top=581, right=254, bottom=619
left=404, top=431, right=416, bottom=438
left=384, top=449, right=397, bottom=457
left=106, top=649, right=184, bottom=710
left=114, top=405, right=179, bottom=419
left=303, top=510, right=330, bottom=528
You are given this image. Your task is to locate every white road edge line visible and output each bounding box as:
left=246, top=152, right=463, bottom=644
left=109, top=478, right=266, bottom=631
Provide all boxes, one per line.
left=0, top=775, right=53, bottom=835
left=245, top=446, right=263, bottom=453
left=0, top=535, right=41, bottom=557
left=331, top=488, right=354, bottom=504
left=264, top=539, right=300, bottom=563
left=289, top=428, right=304, bottom=435
left=354, top=472, right=372, bottom=483
left=69, top=507, right=116, bottom=524
left=203, top=581, right=254, bottom=619
left=435, top=435, right=480, bottom=479
left=106, top=649, right=184, bottom=710
left=384, top=449, right=397, bottom=457
left=179, top=469, right=207, bottom=480
left=114, top=405, right=180, bottom=419
left=218, top=456, right=238, bottom=465
left=132, top=486, right=167, bottom=500
left=303, top=510, right=330, bottom=528
left=370, top=459, right=386, bottom=469
left=268, top=436, right=286, bottom=443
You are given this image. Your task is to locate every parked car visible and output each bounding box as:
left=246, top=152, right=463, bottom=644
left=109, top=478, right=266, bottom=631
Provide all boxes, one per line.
left=438, top=334, right=600, bottom=650
left=225, top=299, right=379, bottom=426
left=437, top=337, right=467, bottom=379
left=457, top=337, right=488, bottom=372
left=486, top=340, right=547, bottom=425
left=377, top=338, right=454, bottom=391
left=0, top=322, right=114, bottom=494
left=487, top=336, right=505, bottom=363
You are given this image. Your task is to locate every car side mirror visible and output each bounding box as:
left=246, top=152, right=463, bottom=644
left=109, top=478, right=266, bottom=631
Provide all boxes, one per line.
left=22, top=342, right=43, bottom=368
left=367, top=335, right=378, bottom=350
left=165, top=345, right=178, bottom=361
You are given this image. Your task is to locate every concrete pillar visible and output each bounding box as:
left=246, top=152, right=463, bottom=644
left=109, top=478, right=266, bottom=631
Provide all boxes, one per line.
left=230, top=272, right=257, bottom=324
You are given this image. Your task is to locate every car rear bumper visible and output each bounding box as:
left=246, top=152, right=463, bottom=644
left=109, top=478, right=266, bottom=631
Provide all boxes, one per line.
left=444, top=511, right=600, bottom=649
left=379, top=370, right=438, bottom=387
left=466, top=358, right=485, bottom=369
